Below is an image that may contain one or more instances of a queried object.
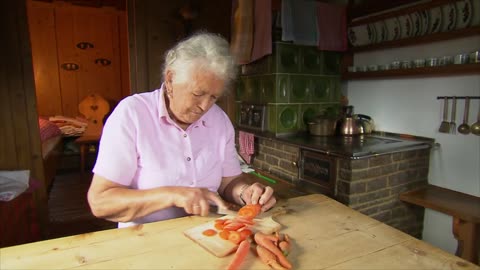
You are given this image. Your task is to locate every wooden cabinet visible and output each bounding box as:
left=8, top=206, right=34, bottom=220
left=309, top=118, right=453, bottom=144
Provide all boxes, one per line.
left=27, top=0, right=129, bottom=117
left=343, top=0, right=480, bottom=80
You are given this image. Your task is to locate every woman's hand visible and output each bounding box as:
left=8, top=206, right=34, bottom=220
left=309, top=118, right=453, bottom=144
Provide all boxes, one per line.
left=239, top=183, right=276, bottom=212
left=173, top=187, right=228, bottom=216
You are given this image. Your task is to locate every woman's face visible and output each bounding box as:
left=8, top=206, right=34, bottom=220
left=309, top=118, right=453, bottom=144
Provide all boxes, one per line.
left=166, top=65, right=226, bottom=126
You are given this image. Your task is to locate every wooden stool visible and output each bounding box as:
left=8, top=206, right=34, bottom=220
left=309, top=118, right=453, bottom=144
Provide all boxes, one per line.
left=75, top=135, right=100, bottom=173
left=400, top=184, right=480, bottom=264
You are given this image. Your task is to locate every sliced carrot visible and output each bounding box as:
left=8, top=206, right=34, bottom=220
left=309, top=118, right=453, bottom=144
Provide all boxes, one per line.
left=238, top=204, right=262, bottom=219
left=215, top=219, right=227, bottom=224
left=234, top=217, right=255, bottom=225
left=214, top=223, right=225, bottom=230
left=228, top=231, right=242, bottom=244
left=223, top=222, right=246, bottom=231
left=202, top=229, right=217, bottom=236
left=219, top=230, right=230, bottom=240
left=239, top=229, right=253, bottom=239
left=226, top=240, right=251, bottom=270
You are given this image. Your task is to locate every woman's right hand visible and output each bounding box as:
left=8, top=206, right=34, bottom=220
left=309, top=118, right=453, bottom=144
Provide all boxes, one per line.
left=172, top=187, right=228, bottom=216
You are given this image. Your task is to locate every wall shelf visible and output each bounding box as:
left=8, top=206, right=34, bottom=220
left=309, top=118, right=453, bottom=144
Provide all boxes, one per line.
left=350, top=26, right=480, bottom=53
left=343, top=63, right=480, bottom=80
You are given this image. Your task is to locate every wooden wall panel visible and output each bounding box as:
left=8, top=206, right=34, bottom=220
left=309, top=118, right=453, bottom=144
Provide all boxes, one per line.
left=0, top=0, right=48, bottom=236
left=27, top=0, right=129, bottom=118
left=27, top=2, right=62, bottom=117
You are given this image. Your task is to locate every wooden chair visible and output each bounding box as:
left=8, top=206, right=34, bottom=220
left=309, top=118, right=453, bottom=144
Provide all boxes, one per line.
left=75, top=94, right=110, bottom=173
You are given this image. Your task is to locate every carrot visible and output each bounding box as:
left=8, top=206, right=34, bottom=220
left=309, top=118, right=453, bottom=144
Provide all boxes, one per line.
left=228, top=231, right=242, bottom=244
left=202, top=229, right=217, bottom=236
left=214, top=223, right=225, bottom=230
left=254, top=232, right=292, bottom=269
left=223, top=222, right=246, bottom=231
left=238, top=204, right=262, bottom=219
left=239, top=229, right=253, bottom=239
left=278, top=233, right=291, bottom=256
left=256, top=245, right=287, bottom=270
left=226, top=240, right=251, bottom=270
left=219, top=230, right=230, bottom=240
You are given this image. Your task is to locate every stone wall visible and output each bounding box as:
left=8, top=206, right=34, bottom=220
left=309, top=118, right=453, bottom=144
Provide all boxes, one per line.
left=335, top=149, right=430, bottom=238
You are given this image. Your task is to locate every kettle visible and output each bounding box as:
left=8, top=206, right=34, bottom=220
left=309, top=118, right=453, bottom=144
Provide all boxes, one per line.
left=356, top=114, right=375, bottom=134
left=336, top=106, right=362, bottom=135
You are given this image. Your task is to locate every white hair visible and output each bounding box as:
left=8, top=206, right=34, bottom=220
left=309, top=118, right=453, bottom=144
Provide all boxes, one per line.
left=162, top=31, right=238, bottom=90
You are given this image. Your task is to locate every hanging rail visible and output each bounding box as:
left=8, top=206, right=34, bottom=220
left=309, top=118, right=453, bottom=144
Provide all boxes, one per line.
left=437, top=96, right=480, bottom=100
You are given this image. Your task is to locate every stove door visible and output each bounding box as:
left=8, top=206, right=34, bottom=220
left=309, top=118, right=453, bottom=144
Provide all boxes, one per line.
left=299, top=150, right=336, bottom=196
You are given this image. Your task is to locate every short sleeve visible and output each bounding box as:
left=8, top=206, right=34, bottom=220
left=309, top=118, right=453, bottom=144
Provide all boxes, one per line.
left=93, top=98, right=138, bottom=186
left=221, top=114, right=242, bottom=178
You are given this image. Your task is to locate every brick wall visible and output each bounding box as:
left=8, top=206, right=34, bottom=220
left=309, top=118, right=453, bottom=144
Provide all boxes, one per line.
left=335, top=149, right=430, bottom=238
left=237, top=133, right=430, bottom=239
left=238, top=135, right=300, bottom=182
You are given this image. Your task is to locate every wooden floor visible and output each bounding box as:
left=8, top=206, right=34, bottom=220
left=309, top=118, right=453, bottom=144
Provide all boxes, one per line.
left=47, top=171, right=116, bottom=239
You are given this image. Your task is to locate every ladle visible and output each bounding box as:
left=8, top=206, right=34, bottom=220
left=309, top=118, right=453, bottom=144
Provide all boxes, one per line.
left=457, top=97, right=470, bottom=135
left=471, top=101, right=480, bottom=136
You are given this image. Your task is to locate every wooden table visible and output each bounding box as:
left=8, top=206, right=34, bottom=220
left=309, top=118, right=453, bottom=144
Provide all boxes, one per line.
left=400, top=184, right=480, bottom=264
left=1, top=194, right=479, bottom=269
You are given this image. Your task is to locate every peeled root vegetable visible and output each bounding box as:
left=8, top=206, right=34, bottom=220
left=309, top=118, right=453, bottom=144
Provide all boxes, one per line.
left=226, top=240, right=250, bottom=270
left=254, top=232, right=292, bottom=269
left=256, top=245, right=288, bottom=270
left=278, top=234, right=291, bottom=256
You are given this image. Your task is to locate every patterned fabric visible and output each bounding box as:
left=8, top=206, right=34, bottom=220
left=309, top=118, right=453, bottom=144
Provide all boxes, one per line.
left=239, top=131, right=254, bottom=164
left=316, top=2, right=347, bottom=51
left=38, top=118, right=62, bottom=142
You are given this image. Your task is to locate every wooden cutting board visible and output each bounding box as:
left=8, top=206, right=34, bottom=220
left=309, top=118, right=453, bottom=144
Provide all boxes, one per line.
left=183, top=208, right=285, bottom=257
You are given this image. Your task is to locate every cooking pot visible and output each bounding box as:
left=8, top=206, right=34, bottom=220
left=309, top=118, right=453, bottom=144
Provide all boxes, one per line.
left=356, top=114, right=375, bottom=134
left=308, top=118, right=336, bottom=136
left=336, top=106, right=362, bottom=135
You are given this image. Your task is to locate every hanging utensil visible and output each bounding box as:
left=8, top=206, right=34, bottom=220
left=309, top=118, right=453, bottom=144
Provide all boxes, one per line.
left=450, top=96, right=456, bottom=134
left=471, top=100, right=480, bottom=136
left=457, top=97, right=471, bottom=135
left=438, top=97, right=450, bottom=133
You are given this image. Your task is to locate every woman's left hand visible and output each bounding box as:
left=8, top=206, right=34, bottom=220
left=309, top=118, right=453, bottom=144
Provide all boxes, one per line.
left=240, top=183, right=276, bottom=212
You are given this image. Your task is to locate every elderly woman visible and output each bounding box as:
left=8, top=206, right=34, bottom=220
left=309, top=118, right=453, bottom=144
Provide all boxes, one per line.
left=87, top=32, right=276, bottom=228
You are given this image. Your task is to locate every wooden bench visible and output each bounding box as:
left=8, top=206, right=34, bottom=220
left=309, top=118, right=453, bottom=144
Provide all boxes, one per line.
left=399, top=184, right=480, bottom=264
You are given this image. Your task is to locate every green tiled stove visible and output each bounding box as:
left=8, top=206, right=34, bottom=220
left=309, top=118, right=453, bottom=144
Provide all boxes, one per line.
left=236, top=42, right=341, bottom=135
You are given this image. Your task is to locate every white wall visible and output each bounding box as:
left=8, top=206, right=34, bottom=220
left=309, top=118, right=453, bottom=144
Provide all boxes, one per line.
left=345, top=36, right=480, bottom=255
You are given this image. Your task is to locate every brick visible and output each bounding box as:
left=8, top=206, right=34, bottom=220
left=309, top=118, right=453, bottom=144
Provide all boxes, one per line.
left=351, top=159, right=369, bottom=169
left=402, top=151, right=417, bottom=159
left=338, top=169, right=352, bottom=181
left=397, top=161, right=409, bottom=170
left=358, top=206, right=378, bottom=216
left=279, top=160, right=297, bottom=174
left=339, top=159, right=351, bottom=170
left=369, top=155, right=392, bottom=167
left=382, top=164, right=398, bottom=175
left=367, top=177, right=388, bottom=192
left=371, top=210, right=392, bottom=223
left=353, top=190, right=390, bottom=205
left=392, top=153, right=403, bottom=161
left=367, top=167, right=384, bottom=178
left=350, top=182, right=366, bottom=194
left=265, top=155, right=279, bottom=166
left=388, top=171, right=409, bottom=186
left=351, top=169, right=369, bottom=181
left=282, top=144, right=299, bottom=154
left=337, top=181, right=350, bottom=194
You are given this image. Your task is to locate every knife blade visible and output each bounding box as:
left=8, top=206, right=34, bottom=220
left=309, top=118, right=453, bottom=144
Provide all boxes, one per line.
left=210, top=205, right=238, bottom=216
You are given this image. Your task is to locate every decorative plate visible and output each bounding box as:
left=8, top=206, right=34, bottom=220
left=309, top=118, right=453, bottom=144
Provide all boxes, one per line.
left=419, top=10, right=429, bottom=36
left=385, top=17, right=401, bottom=41
left=373, top=20, right=388, bottom=43
left=428, top=7, right=442, bottom=34
left=455, top=0, right=473, bottom=29
left=411, top=12, right=422, bottom=36
left=441, top=3, right=457, bottom=32
left=472, top=0, right=480, bottom=26
left=348, top=24, right=374, bottom=47
left=398, top=14, right=413, bottom=38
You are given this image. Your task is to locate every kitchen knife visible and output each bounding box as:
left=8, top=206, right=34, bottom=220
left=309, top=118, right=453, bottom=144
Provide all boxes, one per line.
left=210, top=205, right=238, bottom=216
